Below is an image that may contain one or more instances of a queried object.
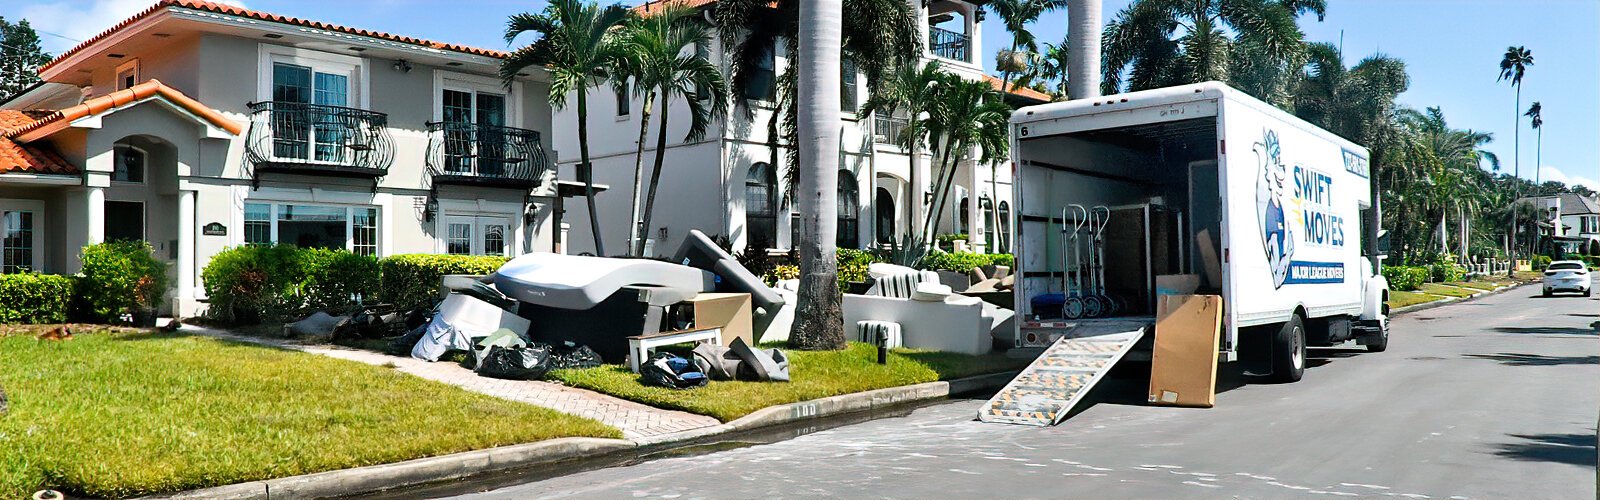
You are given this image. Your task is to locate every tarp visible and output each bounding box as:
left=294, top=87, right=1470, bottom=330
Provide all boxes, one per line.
left=411, top=294, right=530, bottom=362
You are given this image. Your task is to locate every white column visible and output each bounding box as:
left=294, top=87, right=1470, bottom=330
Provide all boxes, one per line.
left=86, top=186, right=105, bottom=245
left=177, top=190, right=195, bottom=300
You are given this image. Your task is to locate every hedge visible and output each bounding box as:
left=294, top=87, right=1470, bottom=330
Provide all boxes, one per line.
left=202, top=245, right=381, bottom=324
left=378, top=254, right=509, bottom=311
left=1382, top=265, right=1429, bottom=292
left=921, top=251, right=1014, bottom=273
left=0, top=273, right=73, bottom=324
left=77, top=241, right=168, bottom=322
left=296, top=248, right=381, bottom=311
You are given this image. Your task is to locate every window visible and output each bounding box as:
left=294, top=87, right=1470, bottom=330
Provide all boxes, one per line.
left=615, top=81, right=631, bottom=117
left=875, top=188, right=895, bottom=244
left=745, top=42, right=776, bottom=101
left=958, top=197, right=970, bottom=236
left=442, top=215, right=510, bottom=256
left=837, top=172, right=859, bottom=248
left=113, top=145, right=145, bottom=183
left=997, top=201, right=1011, bottom=253
left=2, top=211, right=35, bottom=274
left=115, top=59, right=139, bottom=91
left=745, top=163, right=777, bottom=250
left=442, top=88, right=509, bottom=175
left=695, top=41, right=712, bottom=102
left=981, top=196, right=994, bottom=251
left=840, top=58, right=858, bottom=112
left=271, top=61, right=352, bottom=162
left=242, top=202, right=381, bottom=256
left=1584, top=215, right=1598, bottom=234
left=105, top=201, right=145, bottom=242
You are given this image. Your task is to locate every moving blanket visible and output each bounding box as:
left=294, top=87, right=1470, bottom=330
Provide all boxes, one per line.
left=412, top=294, right=531, bottom=362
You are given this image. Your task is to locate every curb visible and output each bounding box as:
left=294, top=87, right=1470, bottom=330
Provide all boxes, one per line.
left=143, top=371, right=1019, bottom=499
left=1390, top=281, right=1528, bottom=316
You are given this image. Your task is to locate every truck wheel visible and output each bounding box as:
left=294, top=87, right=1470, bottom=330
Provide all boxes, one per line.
left=1269, top=315, right=1306, bottom=383
left=1365, top=321, right=1389, bottom=353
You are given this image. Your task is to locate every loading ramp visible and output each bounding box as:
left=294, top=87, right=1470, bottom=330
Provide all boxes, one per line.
left=979, top=319, right=1150, bottom=426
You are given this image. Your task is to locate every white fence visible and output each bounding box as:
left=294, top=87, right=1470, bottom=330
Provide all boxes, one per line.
left=1464, top=258, right=1512, bottom=276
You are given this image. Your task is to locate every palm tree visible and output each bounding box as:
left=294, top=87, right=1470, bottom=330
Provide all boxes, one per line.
left=789, top=0, right=846, bottom=350
left=1524, top=101, right=1542, bottom=185
left=989, top=0, right=1066, bottom=96
left=1038, top=37, right=1071, bottom=98
left=614, top=5, right=729, bottom=256
left=1066, top=0, right=1101, bottom=99
left=1101, top=0, right=1322, bottom=103
left=922, top=77, right=1011, bottom=239
left=1496, top=45, right=1532, bottom=271
left=501, top=0, right=630, bottom=256
left=861, top=61, right=946, bottom=243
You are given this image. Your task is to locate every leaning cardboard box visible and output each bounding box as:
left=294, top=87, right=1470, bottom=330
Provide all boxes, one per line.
left=1148, top=294, right=1223, bottom=408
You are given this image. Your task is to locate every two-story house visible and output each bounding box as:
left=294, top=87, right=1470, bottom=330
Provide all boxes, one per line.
left=552, top=0, right=1049, bottom=257
left=1523, top=193, right=1600, bottom=255
left=0, top=0, right=579, bottom=316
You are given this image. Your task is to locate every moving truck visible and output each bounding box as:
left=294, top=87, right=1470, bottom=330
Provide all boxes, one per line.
left=1007, top=82, right=1389, bottom=382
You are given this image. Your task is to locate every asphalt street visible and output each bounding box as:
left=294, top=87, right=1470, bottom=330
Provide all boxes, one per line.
left=443, top=286, right=1599, bottom=499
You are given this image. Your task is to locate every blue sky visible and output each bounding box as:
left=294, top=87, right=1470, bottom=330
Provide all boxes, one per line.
left=5, top=0, right=1596, bottom=188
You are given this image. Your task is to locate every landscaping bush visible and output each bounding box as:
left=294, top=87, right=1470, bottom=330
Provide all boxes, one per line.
left=77, top=241, right=168, bottom=323
left=0, top=273, right=73, bottom=324
left=1531, top=255, right=1552, bottom=271
left=836, top=248, right=875, bottom=285
left=920, top=251, right=1015, bottom=273
left=296, top=248, right=380, bottom=311
left=763, top=264, right=799, bottom=286
left=1382, top=265, right=1428, bottom=292
left=201, top=244, right=305, bottom=323
left=378, top=254, right=508, bottom=310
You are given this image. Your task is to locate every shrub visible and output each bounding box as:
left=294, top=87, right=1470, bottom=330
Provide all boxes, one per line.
left=763, top=264, right=799, bottom=286
left=202, top=244, right=305, bottom=323
left=77, top=241, right=168, bottom=322
left=379, top=254, right=508, bottom=310
left=920, top=251, right=1015, bottom=273
left=1588, top=240, right=1600, bottom=256
left=1382, top=265, right=1428, bottom=292
left=296, top=248, right=380, bottom=311
left=0, top=273, right=73, bottom=324
left=836, top=249, right=875, bottom=285
left=1531, top=255, right=1552, bottom=271
left=1424, top=253, right=1466, bottom=283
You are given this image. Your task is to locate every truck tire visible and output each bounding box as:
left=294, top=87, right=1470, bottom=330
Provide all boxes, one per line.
left=1365, top=320, right=1389, bottom=353
left=1269, top=315, right=1306, bottom=383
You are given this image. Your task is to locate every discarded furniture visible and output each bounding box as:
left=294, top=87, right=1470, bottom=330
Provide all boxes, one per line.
left=855, top=320, right=903, bottom=349
left=843, top=283, right=992, bottom=355
left=628, top=327, right=723, bottom=373
left=681, top=293, right=753, bottom=346
left=412, top=294, right=530, bottom=362
left=673, top=230, right=786, bottom=339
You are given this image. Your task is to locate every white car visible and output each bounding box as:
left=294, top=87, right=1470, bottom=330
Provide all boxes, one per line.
left=1542, top=260, right=1592, bottom=297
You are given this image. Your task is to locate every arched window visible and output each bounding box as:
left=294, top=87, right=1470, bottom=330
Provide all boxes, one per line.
left=837, top=172, right=859, bottom=248
left=745, top=163, right=777, bottom=250
left=875, top=187, right=895, bottom=244
left=997, top=201, right=1012, bottom=254
left=981, top=196, right=994, bottom=252
left=957, top=197, right=970, bottom=236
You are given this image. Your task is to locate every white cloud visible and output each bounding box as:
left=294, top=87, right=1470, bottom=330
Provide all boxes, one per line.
left=1538, top=165, right=1600, bottom=190
left=21, top=0, right=246, bottom=54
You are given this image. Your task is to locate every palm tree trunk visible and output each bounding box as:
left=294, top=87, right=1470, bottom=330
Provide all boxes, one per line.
left=627, top=91, right=656, bottom=256
left=1534, top=127, right=1541, bottom=185
left=1067, top=0, right=1101, bottom=99
left=576, top=93, right=605, bottom=256
left=924, top=138, right=959, bottom=239
left=791, top=0, right=845, bottom=351
left=638, top=92, right=673, bottom=257
left=1000, top=42, right=1017, bottom=95
left=1508, top=85, right=1520, bottom=273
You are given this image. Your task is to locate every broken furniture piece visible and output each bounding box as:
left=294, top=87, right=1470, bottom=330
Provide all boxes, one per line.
left=628, top=327, right=723, bottom=373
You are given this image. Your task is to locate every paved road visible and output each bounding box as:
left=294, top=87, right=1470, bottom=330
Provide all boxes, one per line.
left=446, top=287, right=1599, bottom=499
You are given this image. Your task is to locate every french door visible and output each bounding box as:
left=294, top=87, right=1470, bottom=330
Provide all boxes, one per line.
left=271, top=62, right=352, bottom=162
left=443, top=215, right=512, bottom=256
left=441, top=89, right=508, bottom=175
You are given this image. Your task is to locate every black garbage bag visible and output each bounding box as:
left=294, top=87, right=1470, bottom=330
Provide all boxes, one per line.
left=639, top=352, right=709, bottom=390
left=549, top=342, right=604, bottom=370
left=476, top=344, right=554, bottom=380
left=386, top=325, right=427, bottom=356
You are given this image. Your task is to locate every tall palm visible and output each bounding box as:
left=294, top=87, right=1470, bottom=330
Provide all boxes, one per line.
left=1038, top=37, right=1071, bottom=98
left=990, top=0, right=1066, bottom=96
left=1524, top=101, right=1542, bottom=185
left=789, top=0, right=846, bottom=350
left=1496, top=45, right=1532, bottom=270
left=1066, top=0, right=1101, bottom=99
left=861, top=61, right=946, bottom=241
left=615, top=5, right=729, bottom=256
left=922, top=77, right=1011, bottom=239
left=1101, top=0, right=1322, bottom=104
left=502, top=0, right=629, bottom=256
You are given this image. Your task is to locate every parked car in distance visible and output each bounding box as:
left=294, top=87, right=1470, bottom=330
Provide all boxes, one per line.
left=1542, top=261, right=1591, bottom=297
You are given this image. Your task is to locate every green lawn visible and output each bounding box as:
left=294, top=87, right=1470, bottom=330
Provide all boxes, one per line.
left=548, top=342, right=1029, bottom=422
left=1419, top=283, right=1476, bottom=298
left=0, top=328, right=619, bottom=499
left=1387, top=290, right=1441, bottom=309
left=1448, top=280, right=1500, bottom=291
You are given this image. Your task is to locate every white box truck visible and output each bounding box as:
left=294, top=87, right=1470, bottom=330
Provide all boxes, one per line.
left=1007, top=82, right=1389, bottom=383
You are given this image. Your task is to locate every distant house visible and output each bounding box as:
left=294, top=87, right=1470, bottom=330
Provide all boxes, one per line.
left=1522, top=193, right=1600, bottom=255
left=0, top=0, right=583, bottom=316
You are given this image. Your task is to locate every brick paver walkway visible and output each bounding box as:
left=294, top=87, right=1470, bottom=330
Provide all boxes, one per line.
left=183, top=325, right=720, bottom=440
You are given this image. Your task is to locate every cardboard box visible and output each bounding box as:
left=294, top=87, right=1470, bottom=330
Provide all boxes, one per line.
left=686, top=293, right=753, bottom=346
left=1147, top=294, right=1223, bottom=408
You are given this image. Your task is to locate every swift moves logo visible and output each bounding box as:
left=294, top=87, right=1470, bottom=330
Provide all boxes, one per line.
left=1254, top=129, right=1345, bottom=289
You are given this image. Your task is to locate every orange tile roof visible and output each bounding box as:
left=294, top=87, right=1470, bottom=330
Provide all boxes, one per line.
left=42, top=0, right=509, bottom=74
left=636, top=0, right=721, bottom=14
left=985, top=75, right=1054, bottom=103
left=0, top=111, right=77, bottom=176
left=4, top=79, right=242, bottom=143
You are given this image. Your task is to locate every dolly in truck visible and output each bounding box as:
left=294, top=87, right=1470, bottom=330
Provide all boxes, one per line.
left=1006, top=81, right=1389, bottom=384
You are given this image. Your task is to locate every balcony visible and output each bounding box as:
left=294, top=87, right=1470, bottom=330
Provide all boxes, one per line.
left=245, top=101, right=394, bottom=188
left=874, top=115, right=909, bottom=145
left=929, top=26, right=970, bottom=63
left=425, top=122, right=550, bottom=189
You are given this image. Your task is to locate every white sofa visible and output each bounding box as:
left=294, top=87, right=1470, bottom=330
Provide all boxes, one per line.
left=842, top=291, right=993, bottom=355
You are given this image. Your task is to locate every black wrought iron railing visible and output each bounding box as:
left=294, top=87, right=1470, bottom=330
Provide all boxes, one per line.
left=425, top=122, right=549, bottom=187
left=874, top=115, right=909, bottom=145
left=929, top=26, right=970, bottom=62
left=245, top=101, right=394, bottom=177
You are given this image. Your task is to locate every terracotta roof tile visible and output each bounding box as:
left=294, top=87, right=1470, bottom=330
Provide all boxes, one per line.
left=0, top=111, right=77, bottom=176
left=636, top=0, right=723, bottom=14
left=4, top=79, right=241, bottom=143
left=42, top=0, right=509, bottom=73
left=985, top=75, right=1053, bottom=103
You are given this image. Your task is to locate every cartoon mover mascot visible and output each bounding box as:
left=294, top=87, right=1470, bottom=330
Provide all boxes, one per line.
left=1255, top=130, right=1294, bottom=289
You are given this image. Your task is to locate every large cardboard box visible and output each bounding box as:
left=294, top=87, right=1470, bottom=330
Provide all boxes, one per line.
left=686, top=293, right=753, bottom=346
left=1148, top=294, right=1223, bottom=408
